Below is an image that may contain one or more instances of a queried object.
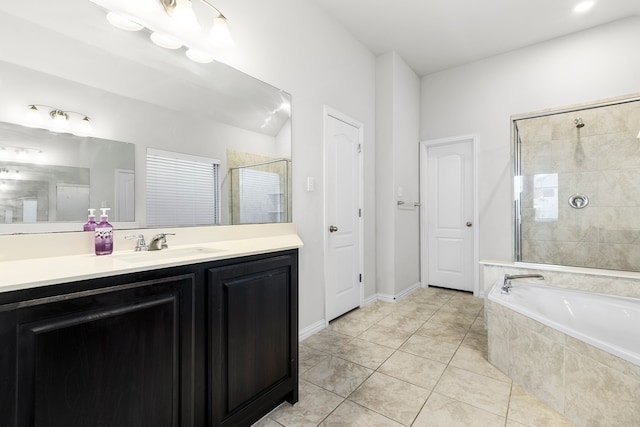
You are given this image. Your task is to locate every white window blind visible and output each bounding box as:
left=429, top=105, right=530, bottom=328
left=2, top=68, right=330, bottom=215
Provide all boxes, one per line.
left=146, top=148, right=220, bottom=227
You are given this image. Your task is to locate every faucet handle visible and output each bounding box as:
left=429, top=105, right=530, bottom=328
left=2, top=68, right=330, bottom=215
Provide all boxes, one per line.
left=150, top=233, right=175, bottom=250
left=125, top=234, right=148, bottom=251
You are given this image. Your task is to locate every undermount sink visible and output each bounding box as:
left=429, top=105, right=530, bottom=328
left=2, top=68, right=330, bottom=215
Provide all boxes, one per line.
left=113, top=247, right=225, bottom=263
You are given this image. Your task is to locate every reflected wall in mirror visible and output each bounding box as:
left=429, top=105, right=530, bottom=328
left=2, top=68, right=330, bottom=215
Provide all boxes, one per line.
left=513, top=95, right=640, bottom=271
left=0, top=1, right=292, bottom=234
left=0, top=121, right=134, bottom=226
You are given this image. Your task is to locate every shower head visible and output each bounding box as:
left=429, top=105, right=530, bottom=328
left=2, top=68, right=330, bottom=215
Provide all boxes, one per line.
left=574, top=117, right=585, bottom=128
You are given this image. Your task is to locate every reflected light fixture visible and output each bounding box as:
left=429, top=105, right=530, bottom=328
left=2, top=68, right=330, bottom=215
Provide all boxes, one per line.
left=0, top=147, right=45, bottom=163
left=90, top=0, right=235, bottom=64
left=25, top=105, right=92, bottom=137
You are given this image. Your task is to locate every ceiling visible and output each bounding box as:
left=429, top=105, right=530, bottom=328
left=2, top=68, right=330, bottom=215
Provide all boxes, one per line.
left=309, top=0, right=640, bottom=76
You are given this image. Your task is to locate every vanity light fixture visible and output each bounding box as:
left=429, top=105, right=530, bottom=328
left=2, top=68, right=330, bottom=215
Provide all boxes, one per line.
left=25, top=105, right=92, bottom=137
left=90, top=0, right=235, bottom=65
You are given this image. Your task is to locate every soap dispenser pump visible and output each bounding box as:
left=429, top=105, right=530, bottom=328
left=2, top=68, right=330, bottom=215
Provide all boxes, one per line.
left=95, top=207, right=113, bottom=255
left=83, top=208, right=97, bottom=231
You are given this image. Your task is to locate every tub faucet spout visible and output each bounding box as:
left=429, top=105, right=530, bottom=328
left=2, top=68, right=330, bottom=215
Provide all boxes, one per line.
left=502, top=274, right=544, bottom=294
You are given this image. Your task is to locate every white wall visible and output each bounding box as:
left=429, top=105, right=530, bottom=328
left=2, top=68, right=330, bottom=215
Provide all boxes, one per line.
left=0, top=0, right=378, bottom=333
left=180, top=0, right=378, bottom=330
left=376, top=52, right=420, bottom=299
left=421, top=16, right=640, bottom=266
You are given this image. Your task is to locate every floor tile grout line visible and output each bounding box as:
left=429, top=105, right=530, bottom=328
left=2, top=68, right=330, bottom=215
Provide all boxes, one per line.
left=288, top=289, right=508, bottom=426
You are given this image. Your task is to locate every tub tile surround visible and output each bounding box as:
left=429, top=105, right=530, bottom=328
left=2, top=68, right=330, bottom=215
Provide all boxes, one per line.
left=480, top=261, right=640, bottom=298
left=255, top=286, right=574, bottom=426
left=484, top=262, right=640, bottom=426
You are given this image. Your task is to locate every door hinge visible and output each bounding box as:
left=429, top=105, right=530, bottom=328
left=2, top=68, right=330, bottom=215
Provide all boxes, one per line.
left=359, top=274, right=362, bottom=283
left=357, top=143, right=362, bottom=153
left=358, top=208, right=362, bottom=217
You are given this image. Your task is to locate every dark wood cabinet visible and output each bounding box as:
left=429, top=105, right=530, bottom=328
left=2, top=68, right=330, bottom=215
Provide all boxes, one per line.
left=0, top=250, right=298, bottom=427
left=2, top=274, right=196, bottom=427
left=209, top=253, right=298, bottom=426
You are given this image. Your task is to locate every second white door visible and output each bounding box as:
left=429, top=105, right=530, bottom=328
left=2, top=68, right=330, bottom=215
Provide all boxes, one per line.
left=424, top=139, right=474, bottom=292
left=325, top=111, right=362, bottom=322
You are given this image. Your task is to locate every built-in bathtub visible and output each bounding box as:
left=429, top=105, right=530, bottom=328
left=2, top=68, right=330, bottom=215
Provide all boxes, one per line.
left=487, top=278, right=640, bottom=427
left=489, top=280, right=640, bottom=366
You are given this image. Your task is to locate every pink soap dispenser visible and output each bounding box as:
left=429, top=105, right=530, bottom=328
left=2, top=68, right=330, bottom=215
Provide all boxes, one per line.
left=83, top=208, right=97, bottom=231
left=95, top=207, right=113, bottom=255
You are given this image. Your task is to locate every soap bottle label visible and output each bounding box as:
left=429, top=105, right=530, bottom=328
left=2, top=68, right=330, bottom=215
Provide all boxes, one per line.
left=95, top=227, right=113, bottom=254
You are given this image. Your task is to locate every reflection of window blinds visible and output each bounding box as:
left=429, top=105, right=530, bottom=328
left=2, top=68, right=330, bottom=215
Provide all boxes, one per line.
left=239, top=169, right=282, bottom=223
left=146, top=148, right=220, bottom=227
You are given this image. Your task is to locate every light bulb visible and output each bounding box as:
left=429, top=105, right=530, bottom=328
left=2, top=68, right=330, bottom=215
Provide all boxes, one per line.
left=208, top=16, right=234, bottom=49
left=573, top=1, right=595, bottom=13
left=150, top=32, right=183, bottom=49
left=75, top=117, right=93, bottom=137
left=171, top=0, right=200, bottom=32
left=106, top=12, right=143, bottom=31
left=49, top=110, right=69, bottom=133
left=186, top=49, right=214, bottom=63
left=25, top=105, right=42, bottom=127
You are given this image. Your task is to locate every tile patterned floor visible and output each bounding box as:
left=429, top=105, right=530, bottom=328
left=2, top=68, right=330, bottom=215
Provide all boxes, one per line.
left=254, top=286, right=575, bottom=426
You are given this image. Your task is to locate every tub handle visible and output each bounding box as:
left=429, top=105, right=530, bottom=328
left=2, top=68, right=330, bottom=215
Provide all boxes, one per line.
left=568, top=193, right=589, bottom=209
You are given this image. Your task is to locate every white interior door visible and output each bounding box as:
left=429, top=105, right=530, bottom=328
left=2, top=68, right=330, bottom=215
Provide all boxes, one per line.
left=325, top=110, right=362, bottom=322
left=423, top=139, right=475, bottom=292
left=115, top=169, right=135, bottom=222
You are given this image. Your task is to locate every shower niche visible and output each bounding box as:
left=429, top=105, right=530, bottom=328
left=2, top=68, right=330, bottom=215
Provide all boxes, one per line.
left=513, top=95, right=640, bottom=271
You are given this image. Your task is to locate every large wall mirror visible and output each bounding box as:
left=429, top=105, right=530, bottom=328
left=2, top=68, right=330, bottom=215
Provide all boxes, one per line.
left=0, top=1, right=291, bottom=234
left=513, top=95, right=640, bottom=272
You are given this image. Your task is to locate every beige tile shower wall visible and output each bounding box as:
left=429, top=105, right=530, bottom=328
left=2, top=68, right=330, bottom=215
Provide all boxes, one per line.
left=488, top=299, right=640, bottom=427
left=518, top=101, right=640, bottom=270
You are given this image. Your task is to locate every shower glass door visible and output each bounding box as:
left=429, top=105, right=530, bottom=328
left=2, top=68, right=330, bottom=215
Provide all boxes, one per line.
left=513, top=96, right=640, bottom=271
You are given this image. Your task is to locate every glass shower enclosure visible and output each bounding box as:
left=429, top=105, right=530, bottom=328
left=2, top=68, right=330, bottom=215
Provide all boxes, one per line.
left=229, top=158, right=291, bottom=224
left=513, top=96, right=640, bottom=271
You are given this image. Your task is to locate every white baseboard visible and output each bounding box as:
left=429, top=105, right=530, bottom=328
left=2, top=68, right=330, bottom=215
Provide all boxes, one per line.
left=376, top=282, right=422, bottom=303
left=376, top=293, right=396, bottom=303
left=396, top=282, right=421, bottom=301
left=362, top=294, right=378, bottom=306
left=298, top=319, right=326, bottom=342
left=299, top=283, right=423, bottom=342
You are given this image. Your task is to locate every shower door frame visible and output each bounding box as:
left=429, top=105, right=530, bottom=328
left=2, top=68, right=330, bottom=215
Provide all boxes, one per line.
left=511, top=93, right=640, bottom=267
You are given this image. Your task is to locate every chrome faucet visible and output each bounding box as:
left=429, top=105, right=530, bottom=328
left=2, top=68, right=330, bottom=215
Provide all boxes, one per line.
left=148, top=233, right=176, bottom=251
left=501, top=273, right=544, bottom=294
left=125, top=234, right=148, bottom=251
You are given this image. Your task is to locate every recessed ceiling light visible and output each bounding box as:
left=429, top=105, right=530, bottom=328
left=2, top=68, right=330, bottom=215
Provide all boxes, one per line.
left=574, top=1, right=595, bottom=13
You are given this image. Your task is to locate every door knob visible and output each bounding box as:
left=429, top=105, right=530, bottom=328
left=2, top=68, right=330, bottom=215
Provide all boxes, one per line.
left=329, top=225, right=338, bottom=233
left=466, top=221, right=472, bottom=227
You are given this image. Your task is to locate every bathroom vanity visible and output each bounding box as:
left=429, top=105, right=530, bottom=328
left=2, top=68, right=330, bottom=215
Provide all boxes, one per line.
left=0, top=225, right=301, bottom=427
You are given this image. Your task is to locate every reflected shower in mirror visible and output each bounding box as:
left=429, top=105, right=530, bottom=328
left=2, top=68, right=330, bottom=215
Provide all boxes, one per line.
left=513, top=96, right=640, bottom=271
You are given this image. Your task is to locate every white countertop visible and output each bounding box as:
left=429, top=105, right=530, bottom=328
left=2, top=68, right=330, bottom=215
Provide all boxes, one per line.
left=0, top=223, right=303, bottom=294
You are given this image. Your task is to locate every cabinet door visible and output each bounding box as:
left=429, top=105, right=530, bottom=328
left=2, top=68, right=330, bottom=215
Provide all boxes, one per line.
left=3, top=274, right=196, bottom=427
left=209, top=252, right=298, bottom=426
